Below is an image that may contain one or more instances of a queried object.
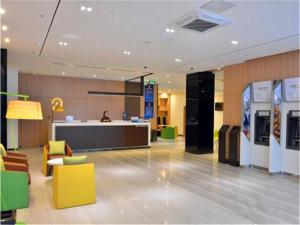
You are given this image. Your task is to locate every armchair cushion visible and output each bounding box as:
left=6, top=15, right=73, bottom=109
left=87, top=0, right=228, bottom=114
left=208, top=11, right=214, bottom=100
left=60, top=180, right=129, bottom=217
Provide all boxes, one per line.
left=49, top=141, right=65, bottom=155
left=0, top=143, right=7, bottom=156
left=0, top=155, right=5, bottom=170
left=4, top=161, right=31, bottom=184
left=63, top=155, right=87, bottom=165
left=7, top=152, right=27, bottom=158
left=2, top=155, right=28, bottom=166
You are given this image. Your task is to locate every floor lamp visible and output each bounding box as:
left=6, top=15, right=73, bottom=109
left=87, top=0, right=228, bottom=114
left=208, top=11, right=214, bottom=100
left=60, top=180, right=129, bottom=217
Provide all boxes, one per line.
left=0, top=92, right=43, bottom=150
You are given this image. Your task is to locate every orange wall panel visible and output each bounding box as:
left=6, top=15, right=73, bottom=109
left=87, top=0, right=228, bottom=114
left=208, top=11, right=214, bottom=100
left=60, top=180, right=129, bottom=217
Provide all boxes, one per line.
left=223, top=50, right=299, bottom=126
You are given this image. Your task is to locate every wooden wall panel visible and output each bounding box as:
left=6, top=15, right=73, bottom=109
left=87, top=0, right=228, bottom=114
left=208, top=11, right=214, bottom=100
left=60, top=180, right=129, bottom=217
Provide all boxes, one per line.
left=224, top=50, right=300, bottom=125
left=19, top=74, right=125, bottom=147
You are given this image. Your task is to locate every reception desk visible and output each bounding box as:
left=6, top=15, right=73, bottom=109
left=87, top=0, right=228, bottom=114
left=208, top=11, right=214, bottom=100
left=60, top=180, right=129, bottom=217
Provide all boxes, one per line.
left=50, top=121, right=151, bottom=152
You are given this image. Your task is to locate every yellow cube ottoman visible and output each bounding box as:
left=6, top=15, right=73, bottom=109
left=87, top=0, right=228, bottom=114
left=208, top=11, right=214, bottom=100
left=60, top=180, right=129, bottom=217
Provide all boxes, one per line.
left=53, top=163, right=96, bottom=209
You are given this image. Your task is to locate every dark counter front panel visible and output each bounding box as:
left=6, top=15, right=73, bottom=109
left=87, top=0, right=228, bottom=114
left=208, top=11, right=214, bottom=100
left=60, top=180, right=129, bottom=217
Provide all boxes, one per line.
left=55, top=125, right=149, bottom=151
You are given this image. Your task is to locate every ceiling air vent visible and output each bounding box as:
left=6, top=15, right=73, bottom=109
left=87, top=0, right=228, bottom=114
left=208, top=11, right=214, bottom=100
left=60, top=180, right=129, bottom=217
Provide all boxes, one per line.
left=171, top=9, right=231, bottom=33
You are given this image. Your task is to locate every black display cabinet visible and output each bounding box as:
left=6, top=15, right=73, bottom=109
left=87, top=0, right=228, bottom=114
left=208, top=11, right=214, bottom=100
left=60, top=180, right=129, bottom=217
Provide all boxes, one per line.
left=229, top=126, right=240, bottom=166
left=185, top=71, right=214, bottom=154
left=286, top=110, right=300, bottom=150
left=254, top=110, right=270, bottom=146
left=218, top=125, right=231, bottom=163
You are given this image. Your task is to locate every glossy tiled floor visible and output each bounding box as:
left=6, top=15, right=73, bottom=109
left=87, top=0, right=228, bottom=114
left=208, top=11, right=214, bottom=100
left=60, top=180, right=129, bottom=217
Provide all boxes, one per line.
left=17, top=138, right=299, bottom=224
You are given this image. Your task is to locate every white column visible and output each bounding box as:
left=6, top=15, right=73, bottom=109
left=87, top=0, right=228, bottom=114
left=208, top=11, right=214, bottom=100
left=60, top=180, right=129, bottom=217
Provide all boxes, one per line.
left=7, top=69, right=18, bottom=149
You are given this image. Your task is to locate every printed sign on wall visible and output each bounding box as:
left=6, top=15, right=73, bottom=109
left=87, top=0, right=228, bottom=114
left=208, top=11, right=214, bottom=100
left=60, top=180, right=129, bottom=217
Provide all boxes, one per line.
left=284, top=77, right=300, bottom=102
left=252, top=81, right=272, bottom=103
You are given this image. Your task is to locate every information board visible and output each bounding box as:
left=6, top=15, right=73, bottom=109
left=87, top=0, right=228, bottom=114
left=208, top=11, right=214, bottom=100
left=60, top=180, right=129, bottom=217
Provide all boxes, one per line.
left=252, top=81, right=272, bottom=103
left=144, top=83, right=154, bottom=119
left=284, top=77, right=300, bottom=102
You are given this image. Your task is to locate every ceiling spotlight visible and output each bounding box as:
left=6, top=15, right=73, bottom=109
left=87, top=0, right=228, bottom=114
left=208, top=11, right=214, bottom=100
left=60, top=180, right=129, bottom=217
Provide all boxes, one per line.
left=168, top=81, right=171, bottom=84
left=217, top=67, right=221, bottom=70
left=87, top=7, right=92, bottom=12
left=93, top=74, right=96, bottom=78
left=123, top=51, right=131, bottom=55
left=166, top=74, right=170, bottom=77
left=59, top=41, right=67, bottom=46
left=175, top=58, right=181, bottom=62
left=1, top=25, right=7, bottom=31
left=62, top=72, right=65, bottom=75
left=4, top=38, right=10, bottom=43
left=165, top=28, right=175, bottom=33
left=231, top=40, right=238, bottom=45
left=0, top=8, right=5, bottom=15
left=80, top=6, right=86, bottom=11
left=121, top=76, right=125, bottom=80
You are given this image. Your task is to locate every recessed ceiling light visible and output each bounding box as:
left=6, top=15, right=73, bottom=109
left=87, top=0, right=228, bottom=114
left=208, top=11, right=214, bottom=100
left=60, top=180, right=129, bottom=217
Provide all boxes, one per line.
left=62, top=72, right=65, bottom=75
left=231, top=40, right=238, bottom=45
left=0, top=8, right=5, bottom=15
left=217, top=67, right=221, bottom=70
left=87, top=7, right=92, bottom=12
left=175, top=58, right=181, bottom=62
left=80, top=6, right=86, bottom=11
left=1, top=25, right=7, bottom=31
left=168, top=89, right=171, bottom=92
left=59, top=41, right=67, bottom=46
left=121, top=76, right=125, bottom=80
left=106, top=68, right=111, bottom=70
left=166, top=74, right=170, bottom=77
left=168, top=81, right=171, bottom=84
left=165, top=28, right=175, bottom=33
left=93, top=74, right=96, bottom=78
left=123, top=51, right=131, bottom=55
left=4, top=38, right=10, bottom=43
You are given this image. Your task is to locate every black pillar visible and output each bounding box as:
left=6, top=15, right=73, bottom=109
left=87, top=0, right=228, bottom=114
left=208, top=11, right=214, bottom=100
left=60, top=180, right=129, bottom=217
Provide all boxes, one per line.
left=1, top=48, right=7, bottom=148
left=186, top=71, right=215, bottom=154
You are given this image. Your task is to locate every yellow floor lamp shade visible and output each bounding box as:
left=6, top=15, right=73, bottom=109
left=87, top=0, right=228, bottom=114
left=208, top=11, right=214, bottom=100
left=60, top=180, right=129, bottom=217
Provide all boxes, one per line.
left=6, top=100, right=43, bottom=120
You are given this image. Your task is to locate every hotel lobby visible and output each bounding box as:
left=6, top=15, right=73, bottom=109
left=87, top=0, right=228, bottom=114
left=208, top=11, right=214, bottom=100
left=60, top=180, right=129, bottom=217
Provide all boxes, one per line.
left=0, top=0, right=299, bottom=224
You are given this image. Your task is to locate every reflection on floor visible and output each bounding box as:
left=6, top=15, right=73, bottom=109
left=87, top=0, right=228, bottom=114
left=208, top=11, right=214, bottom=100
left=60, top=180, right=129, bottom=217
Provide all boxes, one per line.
left=17, top=137, right=299, bottom=224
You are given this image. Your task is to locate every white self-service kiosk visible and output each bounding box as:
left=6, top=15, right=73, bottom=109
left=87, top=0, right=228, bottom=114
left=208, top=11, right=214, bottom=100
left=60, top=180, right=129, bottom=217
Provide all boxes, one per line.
left=280, top=77, right=299, bottom=175
left=240, top=80, right=273, bottom=169
left=242, top=77, right=299, bottom=175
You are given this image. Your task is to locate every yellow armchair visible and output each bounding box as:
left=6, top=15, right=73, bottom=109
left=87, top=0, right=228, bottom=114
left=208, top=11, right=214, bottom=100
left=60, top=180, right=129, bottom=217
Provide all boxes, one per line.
left=52, top=163, right=96, bottom=209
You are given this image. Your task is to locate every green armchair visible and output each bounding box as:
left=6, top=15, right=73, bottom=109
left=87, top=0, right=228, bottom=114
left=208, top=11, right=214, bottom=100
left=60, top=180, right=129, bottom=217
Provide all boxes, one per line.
left=1, top=170, right=29, bottom=224
left=161, top=126, right=176, bottom=139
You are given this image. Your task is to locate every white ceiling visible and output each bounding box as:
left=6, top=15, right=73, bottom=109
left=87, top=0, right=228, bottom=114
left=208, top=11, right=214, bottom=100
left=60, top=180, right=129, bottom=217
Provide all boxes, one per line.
left=1, top=0, right=299, bottom=92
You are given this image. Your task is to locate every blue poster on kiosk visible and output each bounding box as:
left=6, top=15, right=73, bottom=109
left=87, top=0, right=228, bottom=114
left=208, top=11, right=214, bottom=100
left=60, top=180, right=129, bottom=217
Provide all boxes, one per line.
left=144, top=81, right=154, bottom=119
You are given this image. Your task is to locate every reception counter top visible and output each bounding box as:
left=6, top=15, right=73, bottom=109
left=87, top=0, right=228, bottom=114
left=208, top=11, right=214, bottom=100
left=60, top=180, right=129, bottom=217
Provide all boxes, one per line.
left=50, top=121, right=151, bottom=152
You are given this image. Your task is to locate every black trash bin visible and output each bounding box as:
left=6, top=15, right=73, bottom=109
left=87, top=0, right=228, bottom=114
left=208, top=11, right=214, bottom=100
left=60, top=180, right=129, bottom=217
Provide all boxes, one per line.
left=218, top=125, right=231, bottom=163
left=229, top=126, right=241, bottom=166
